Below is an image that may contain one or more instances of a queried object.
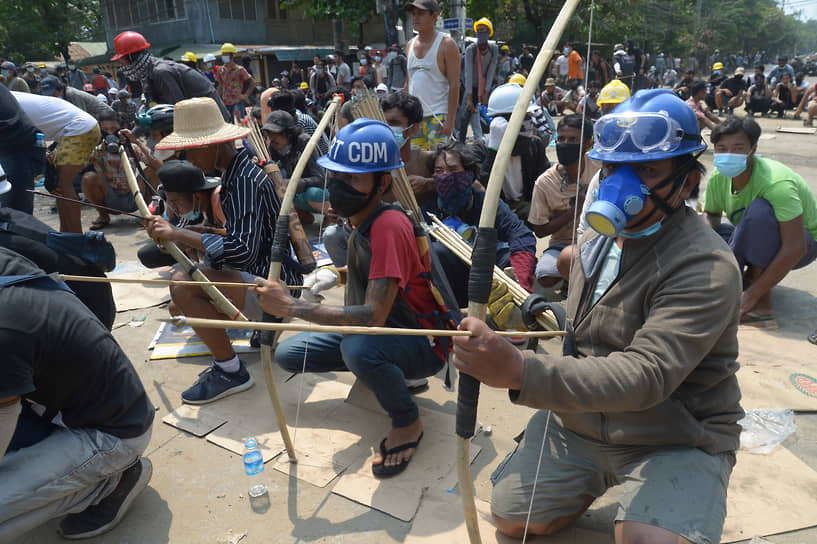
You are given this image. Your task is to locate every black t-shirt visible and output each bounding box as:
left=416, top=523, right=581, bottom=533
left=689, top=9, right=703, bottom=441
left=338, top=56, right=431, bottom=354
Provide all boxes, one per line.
left=0, top=247, right=153, bottom=439
left=720, top=76, right=746, bottom=95
left=0, top=83, right=38, bottom=149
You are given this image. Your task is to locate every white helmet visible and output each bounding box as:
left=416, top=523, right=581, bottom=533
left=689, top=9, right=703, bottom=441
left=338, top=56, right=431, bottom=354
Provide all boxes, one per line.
left=487, top=83, right=536, bottom=116
left=203, top=53, right=216, bottom=63
left=487, top=83, right=523, bottom=116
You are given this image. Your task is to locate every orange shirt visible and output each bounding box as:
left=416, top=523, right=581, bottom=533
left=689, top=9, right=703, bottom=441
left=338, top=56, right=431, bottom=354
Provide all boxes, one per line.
left=568, top=50, right=584, bottom=81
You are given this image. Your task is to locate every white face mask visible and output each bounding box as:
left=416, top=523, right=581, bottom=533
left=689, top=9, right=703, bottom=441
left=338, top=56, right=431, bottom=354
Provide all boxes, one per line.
left=221, top=55, right=231, bottom=64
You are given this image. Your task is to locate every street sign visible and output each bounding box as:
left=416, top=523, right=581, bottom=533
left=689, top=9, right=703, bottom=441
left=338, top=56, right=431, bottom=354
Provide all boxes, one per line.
left=465, top=18, right=473, bottom=26
left=443, top=18, right=459, bottom=29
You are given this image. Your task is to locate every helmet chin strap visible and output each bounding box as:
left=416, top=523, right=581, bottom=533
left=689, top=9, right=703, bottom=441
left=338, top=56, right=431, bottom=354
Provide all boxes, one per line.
left=626, top=151, right=703, bottom=232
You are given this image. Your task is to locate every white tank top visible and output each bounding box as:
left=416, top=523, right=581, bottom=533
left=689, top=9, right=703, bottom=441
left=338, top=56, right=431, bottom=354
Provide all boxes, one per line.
left=408, top=31, right=449, bottom=117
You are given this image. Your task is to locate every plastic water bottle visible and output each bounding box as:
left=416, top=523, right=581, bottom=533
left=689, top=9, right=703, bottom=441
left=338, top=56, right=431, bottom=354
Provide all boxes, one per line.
left=35, top=132, right=46, bottom=148
left=243, top=437, right=269, bottom=512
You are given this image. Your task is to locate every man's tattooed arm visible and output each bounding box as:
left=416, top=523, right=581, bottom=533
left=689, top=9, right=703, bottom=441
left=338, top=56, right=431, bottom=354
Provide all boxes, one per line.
left=288, top=277, right=399, bottom=326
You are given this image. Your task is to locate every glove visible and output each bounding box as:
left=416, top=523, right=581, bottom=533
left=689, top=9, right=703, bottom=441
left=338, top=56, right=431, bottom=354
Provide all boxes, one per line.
left=302, top=266, right=340, bottom=303
left=520, top=294, right=566, bottom=331
left=488, top=279, right=516, bottom=329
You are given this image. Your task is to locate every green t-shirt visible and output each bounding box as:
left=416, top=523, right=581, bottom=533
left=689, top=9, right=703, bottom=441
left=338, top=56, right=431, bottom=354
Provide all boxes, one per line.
left=704, top=156, right=817, bottom=241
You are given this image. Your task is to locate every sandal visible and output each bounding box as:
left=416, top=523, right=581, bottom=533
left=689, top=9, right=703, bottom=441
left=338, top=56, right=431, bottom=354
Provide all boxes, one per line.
left=740, top=312, right=774, bottom=324
left=808, top=331, right=817, bottom=345
left=371, top=432, right=423, bottom=478
left=89, top=218, right=110, bottom=230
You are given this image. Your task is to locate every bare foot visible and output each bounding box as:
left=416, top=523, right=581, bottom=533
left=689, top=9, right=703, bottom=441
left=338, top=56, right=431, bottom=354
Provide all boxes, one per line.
left=372, top=418, right=423, bottom=469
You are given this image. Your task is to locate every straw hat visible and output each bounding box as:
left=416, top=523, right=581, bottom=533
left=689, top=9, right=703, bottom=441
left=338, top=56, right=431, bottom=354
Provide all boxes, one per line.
left=155, top=97, right=249, bottom=150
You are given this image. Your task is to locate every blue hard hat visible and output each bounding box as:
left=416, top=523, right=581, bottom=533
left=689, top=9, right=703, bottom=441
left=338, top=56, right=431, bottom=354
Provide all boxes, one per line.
left=588, top=89, right=706, bottom=163
left=317, top=118, right=404, bottom=174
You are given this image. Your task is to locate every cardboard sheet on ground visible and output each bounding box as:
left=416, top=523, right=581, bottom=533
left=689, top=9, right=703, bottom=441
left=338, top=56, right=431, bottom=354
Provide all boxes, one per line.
left=405, top=491, right=613, bottom=543
left=737, top=329, right=817, bottom=411
left=202, top=365, right=367, bottom=487
left=109, top=262, right=171, bottom=311
left=162, top=405, right=227, bottom=437
left=149, top=322, right=258, bottom=360
left=776, top=126, right=817, bottom=134
left=722, top=447, right=817, bottom=542
left=332, top=431, right=482, bottom=522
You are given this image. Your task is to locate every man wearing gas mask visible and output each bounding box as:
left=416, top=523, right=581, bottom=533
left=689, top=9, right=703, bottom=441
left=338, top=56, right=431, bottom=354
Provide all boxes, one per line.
left=451, top=90, right=744, bottom=544
left=254, top=119, right=451, bottom=478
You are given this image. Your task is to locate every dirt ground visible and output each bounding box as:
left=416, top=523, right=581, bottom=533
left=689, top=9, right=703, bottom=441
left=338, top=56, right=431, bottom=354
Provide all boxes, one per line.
left=16, top=107, right=817, bottom=544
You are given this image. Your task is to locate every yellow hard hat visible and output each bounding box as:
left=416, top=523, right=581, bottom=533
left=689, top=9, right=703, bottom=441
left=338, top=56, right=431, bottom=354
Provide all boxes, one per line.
left=299, top=81, right=309, bottom=89
left=597, top=79, right=631, bottom=106
left=38, top=62, right=47, bottom=69
left=473, top=17, right=493, bottom=37
left=501, top=44, right=510, bottom=52
left=508, top=73, right=527, bottom=86
left=712, top=62, right=723, bottom=71
left=181, top=51, right=197, bottom=63
left=221, top=43, right=237, bottom=54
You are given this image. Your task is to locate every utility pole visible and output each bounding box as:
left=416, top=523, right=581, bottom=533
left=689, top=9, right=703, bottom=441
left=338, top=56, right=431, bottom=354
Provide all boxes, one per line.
left=695, top=0, right=702, bottom=34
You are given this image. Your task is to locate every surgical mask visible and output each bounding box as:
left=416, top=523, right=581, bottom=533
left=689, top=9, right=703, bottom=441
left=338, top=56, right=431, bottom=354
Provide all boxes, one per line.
left=222, top=55, right=231, bottom=64
left=563, top=48, right=570, bottom=55
left=0, top=70, right=8, bottom=78
left=316, top=68, right=324, bottom=75
left=388, top=51, right=397, bottom=61
left=185, top=207, right=202, bottom=223
left=374, top=56, right=381, bottom=62
left=69, top=64, right=76, bottom=70
left=477, top=31, right=490, bottom=45
left=619, top=220, right=662, bottom=239
left=205, top=62, right=213, bottom=70
left=391, top=126, right=408, bottom=149
left=40, top=68, right=47, bottom=74
left=713, top=152, right=748, bottom=178
left=360, top=58, right=368, bottom=66
left=328, top=176, right=378, bottom=217
left=26, top=67, right=34, bottom=73
left=585, top=164, right=651, bottom=237
left=555, top=142, right=581, bottom=166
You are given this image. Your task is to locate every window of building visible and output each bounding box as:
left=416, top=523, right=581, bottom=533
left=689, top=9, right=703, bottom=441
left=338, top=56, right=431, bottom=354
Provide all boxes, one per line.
left=104, top=0, right=185, bottom=28
left=219, top=0, right=258, bottom=20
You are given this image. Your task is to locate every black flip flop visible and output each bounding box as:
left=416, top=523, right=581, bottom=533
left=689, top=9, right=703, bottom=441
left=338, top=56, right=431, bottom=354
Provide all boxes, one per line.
left=371, top=432, right=423, bottom=478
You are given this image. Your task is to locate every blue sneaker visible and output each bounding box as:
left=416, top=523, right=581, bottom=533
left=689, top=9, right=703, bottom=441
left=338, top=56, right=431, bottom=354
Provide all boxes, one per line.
left=182, top=361, right=254, bottom=404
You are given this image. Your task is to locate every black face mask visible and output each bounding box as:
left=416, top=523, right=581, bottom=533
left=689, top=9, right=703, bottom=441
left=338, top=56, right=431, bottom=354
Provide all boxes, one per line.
left=328, top=176, right=379, bottom=217
left=555, top=142, right=581, bottom=166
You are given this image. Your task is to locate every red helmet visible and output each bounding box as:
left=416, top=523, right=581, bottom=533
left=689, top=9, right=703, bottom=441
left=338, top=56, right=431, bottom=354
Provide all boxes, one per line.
left=111, top=31, right=151, bottom=61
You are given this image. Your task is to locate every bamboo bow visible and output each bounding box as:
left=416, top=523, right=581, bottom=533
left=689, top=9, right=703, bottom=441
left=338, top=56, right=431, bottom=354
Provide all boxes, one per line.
left=458, top=2, right=581, bottom=541
left=261, top=95, right=344, bottom=463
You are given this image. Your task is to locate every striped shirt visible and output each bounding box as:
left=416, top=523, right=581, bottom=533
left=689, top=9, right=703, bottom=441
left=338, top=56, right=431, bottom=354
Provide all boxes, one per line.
left=296, top=111, right=330, bottom=155
left=201, top=149, right=301, bottom=287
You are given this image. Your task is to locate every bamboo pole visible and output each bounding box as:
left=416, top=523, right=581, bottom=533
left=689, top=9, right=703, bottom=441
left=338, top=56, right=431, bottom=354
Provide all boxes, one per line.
left=426, top=214, right=560, bottom=331
left=57, top=274, right=304, bottom=290
left=119, top=148, right=248, bottom=322
left=348, top=90, right=422, bottom=221
left=161, top=316, right=566, bottom=338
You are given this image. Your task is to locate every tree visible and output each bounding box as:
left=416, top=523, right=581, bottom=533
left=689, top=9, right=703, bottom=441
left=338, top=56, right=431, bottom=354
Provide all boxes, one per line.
left=282, top=0, right=377, bottom=47
left=0, top=0, right=103, bottom=63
